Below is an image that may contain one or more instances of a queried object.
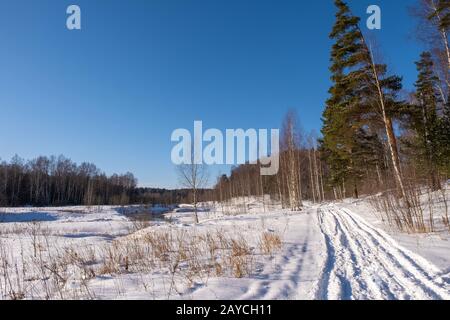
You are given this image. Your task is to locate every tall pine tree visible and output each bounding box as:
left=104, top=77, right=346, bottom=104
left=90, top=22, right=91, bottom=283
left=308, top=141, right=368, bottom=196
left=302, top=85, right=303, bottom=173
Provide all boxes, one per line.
left=416, top=52, right=441, bottom=189
left=321, top=0, right=368, bottom=198
left=321, top=0, right=404, bottom=198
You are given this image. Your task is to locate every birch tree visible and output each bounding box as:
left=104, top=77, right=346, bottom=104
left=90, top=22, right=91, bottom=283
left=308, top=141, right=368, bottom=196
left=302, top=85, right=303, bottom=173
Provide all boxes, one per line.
left=281, top=110, right=303, bottom=211
left=177, top=160, right=208, bottom=224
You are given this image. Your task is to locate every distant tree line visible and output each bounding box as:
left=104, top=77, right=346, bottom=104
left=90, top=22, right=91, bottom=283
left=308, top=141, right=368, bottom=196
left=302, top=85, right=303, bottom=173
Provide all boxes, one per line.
left=132, top=187, right=212, bottom=207
left=0, top=155, right=138, bottom=207
left=0, top=155, right=206, bottom=207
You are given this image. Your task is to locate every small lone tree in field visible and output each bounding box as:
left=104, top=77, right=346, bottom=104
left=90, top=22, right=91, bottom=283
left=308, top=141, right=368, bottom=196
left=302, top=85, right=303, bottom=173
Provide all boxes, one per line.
left=177, top=160, right=208, bottom=224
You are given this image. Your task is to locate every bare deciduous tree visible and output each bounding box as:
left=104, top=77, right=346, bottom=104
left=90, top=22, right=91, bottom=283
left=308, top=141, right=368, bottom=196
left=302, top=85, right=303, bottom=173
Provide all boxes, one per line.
left=177, top=160, right=208, bottom=224
left=281, top=110, right=303, bottom=211
left=411, top=0, right=450, bottom=96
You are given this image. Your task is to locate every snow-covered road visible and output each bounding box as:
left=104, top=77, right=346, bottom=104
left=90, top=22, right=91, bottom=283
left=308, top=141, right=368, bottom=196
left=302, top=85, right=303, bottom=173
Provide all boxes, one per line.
left=315, top=205, right=449, bottom=300
left=191, top=204, right=450, bottom=300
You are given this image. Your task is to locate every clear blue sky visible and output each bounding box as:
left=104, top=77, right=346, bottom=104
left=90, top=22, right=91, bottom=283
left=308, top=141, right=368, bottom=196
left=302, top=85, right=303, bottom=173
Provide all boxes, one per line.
left=0, top=0, right=425, bottom=188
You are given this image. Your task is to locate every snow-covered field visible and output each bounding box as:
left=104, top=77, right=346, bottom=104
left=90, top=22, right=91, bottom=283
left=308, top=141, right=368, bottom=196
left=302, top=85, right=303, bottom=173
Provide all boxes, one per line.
left=0, top=196, right=449, bottom=300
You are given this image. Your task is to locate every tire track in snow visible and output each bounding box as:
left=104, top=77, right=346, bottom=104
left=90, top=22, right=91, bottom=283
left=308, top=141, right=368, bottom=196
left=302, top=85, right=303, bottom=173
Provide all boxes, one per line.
left=314, top=205, right=450, bottom=300
left=341, top=207, right=443, bottom=278
left=328, top=208, right=407, bottom=300
left=327, top=209, right=384, bottom=299
left=337, top=206, right=449, bottom=299
left=239, top=242, right=307, bottom=300
left=239, top=212, right=318, bottom=300
left=315, top=208, right=378, bottom=300
left=327, top=208, right=413, bottom=299
left=315, top=209, right=336, bottom=300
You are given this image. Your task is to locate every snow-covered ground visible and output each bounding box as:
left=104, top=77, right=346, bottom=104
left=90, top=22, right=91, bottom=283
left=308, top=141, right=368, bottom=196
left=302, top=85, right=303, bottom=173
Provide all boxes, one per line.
left=0, top=196, right=449, bottom=300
